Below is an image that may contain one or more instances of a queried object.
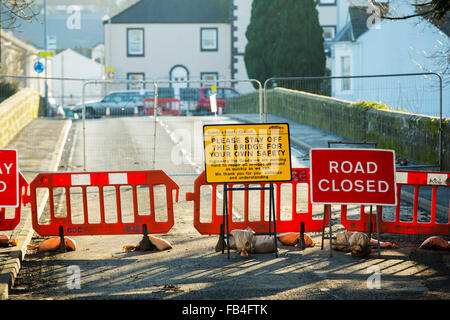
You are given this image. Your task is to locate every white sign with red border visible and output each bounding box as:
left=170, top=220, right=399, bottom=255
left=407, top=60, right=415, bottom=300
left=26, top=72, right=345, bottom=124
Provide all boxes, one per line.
left=310, top=148, right=397, bottom=206
left=0, top=149, right=19, bottom=208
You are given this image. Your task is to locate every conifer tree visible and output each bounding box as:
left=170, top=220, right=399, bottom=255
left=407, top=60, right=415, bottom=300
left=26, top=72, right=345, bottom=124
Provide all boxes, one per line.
left=245, top=0, right=326, bottom=90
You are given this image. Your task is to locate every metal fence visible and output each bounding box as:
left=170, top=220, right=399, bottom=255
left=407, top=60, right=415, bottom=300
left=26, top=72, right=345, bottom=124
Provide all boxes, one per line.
left=79, top=78, right=262, bottom=172
left=263, top=73, right=446, bottom=170
left=0, top=74, right=263, bottom=175
left=263, top=73, right=444, bottom=119
left=1, top=72, right=446, bottom=171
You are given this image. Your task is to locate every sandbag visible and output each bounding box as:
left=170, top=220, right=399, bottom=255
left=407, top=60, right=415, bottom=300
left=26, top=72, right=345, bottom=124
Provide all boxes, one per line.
left=419, top=236, right=449, bottom=250
left=230, top=229, right=254, bottom=256
left=214, top=231, right=237, bottom=252
left=348, top=232, right=371, bottom=257
left=370, top=238, right=399, bottom=249
left=277, top=232, right=315, bottom=248
left=0, top=234, right=18, bottom=247
left=123, top=234, right=172, bottom=252
left=333, top=230, right=354, bottom=251
left=253, top=235, right=278, bottom=253
left=27, top=237, right=76, bottom=253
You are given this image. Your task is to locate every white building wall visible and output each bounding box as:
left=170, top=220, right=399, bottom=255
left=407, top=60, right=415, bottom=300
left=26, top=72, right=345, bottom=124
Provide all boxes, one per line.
left=317, top=5, right=338, bottom=27
left=331, top=18, right=449, bottom=117
left=106, top=22, right=231, bottom=86
left=233, top=0, right=255, bottom=93
left=52, top=48, right=104, bottom=105
left=234, top=0, right=252, bottom=52
left=0, top=30, right=48, bottom=96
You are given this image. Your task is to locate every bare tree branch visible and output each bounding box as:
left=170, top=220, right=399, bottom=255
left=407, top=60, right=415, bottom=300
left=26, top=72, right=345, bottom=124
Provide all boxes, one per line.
left=1, top=0, right=40, bottom=29
left=365, top=0, right=449, bottom=22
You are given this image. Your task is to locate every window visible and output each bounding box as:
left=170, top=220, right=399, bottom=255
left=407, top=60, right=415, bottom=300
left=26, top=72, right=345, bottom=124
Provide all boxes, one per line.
left=127, top=28, right=144, bottom=56
left=102, top=93, right=119, bottom=103
left=201, top=72, right=218, bottom=87
left=341, top=56, right=351, bottom=91
left=127, top=73, right=145, bottom=90
left=318, top=0, right=336, bottom=5
left=322, top=26, right=336, bottom=41
left=201, top=28, right=218, bottom=51
left=224, top=88, right=238, bottom=98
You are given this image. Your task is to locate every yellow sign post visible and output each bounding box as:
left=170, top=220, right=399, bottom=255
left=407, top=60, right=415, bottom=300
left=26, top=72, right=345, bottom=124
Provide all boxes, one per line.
left=203, top=123, right=292, bottom=183
left=38, top=52, right=54, bottom=57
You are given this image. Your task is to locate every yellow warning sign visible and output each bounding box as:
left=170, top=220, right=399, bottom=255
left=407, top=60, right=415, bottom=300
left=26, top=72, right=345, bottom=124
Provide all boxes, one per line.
left=203, top=123, right=292, bottom=183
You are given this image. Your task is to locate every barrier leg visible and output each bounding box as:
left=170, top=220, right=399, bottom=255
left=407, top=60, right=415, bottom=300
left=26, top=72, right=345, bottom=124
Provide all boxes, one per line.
left=58, top=226, right=66, bottom=253
left=270, top=183, right=278, bottom=258
left=224, top=184, right=231, bottom=260
left=144, top=224, right=158, bottom=251
left=376, top=207, right=381, bottom=258
left=321, top=205, right=326, bottom=250
left=268, top=184, right=272, bottom=234
left=221, top=187, right=226, bottom=255
left=299, top=222, right=306, bottom=250
left=219, top=223, right=225, bottom=254
left=368, top=205, right=373, bottom=238
left=328, top=204, right=332, bottom=257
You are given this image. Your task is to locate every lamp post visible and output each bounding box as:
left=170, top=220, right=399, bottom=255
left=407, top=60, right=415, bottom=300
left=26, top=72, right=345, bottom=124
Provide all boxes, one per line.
left=102, top=14, right=111, bottom=96
left=44, top=0, right=48, bottom=116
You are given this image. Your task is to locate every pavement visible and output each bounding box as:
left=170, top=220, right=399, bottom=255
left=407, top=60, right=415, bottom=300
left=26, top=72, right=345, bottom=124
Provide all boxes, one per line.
left=0, top=118, right=72, bottom=299
left=0, top=113, right=448, bottom=300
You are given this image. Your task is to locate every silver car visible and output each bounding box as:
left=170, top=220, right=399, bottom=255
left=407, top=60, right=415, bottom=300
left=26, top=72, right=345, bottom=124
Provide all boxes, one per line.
left=75, top=90, right=164, bottom=118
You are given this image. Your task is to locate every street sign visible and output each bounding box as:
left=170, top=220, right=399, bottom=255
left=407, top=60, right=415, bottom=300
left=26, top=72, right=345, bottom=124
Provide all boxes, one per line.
left=209, top=93, right=217, bottom=113
left=203, top=123, right=292, bottom=183
left=106, top=71, right=115, bottom=79
left=0, top=149, right=19, bottom=208
left=310, top=148, right=397, bottom=206
left=38, top=51, right=54, bottom=57
left=34, top=61, right=44, bottom=74
left=47, top=35, right=57, bottom=50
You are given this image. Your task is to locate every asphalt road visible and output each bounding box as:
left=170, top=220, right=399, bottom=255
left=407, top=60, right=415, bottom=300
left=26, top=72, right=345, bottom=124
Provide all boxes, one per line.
left=7, top=115, right=450, bottom=302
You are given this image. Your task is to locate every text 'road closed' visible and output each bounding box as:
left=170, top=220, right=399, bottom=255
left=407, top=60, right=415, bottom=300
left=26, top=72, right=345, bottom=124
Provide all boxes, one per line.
left=310, top=149, right=397, bottom=206
left=0, top=149, right=19, bottom=208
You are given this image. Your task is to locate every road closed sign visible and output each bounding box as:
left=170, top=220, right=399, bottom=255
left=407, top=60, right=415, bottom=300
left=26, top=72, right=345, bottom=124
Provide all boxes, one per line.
left=0, top=149, right=19, bottom=208
left=310, top=148, right=397, bottom=206
left=203, top=123, right=292, bottom=183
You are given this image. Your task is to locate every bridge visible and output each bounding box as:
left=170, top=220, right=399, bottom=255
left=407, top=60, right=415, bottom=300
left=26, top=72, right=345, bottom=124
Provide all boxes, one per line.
left=0, top=75, right=448, bottom=300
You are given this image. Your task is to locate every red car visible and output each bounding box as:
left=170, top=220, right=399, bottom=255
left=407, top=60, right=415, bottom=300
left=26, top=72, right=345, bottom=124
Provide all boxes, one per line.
left=196, top=87, right=239, bottom=113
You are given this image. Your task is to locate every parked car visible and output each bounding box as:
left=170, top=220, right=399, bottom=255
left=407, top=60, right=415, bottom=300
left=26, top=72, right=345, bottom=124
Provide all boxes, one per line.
left=74, top=88, right=175, bottom=118
left=196, top=87, right=239, bottom=113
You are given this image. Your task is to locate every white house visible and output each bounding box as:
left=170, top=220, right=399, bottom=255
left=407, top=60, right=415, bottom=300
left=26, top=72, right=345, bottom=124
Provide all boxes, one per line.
left=52, top=48, right=104, bottom=106
left=0, top=29, right=50, bottom=97
left=104, top=0, right=232, bottom=98
left=330, top=4, right=449, bottom=117
left=105, top=0, right=354, bottom=95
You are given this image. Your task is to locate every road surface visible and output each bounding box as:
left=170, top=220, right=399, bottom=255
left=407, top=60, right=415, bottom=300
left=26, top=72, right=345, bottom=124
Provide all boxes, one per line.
left=8, top=116, right=449, bottom=301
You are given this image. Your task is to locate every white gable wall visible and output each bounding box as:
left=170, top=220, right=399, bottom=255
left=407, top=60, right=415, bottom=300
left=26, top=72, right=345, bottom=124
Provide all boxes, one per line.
left=107, top=22, right=231, bottom=89
left=331, top=17, right=449, bottom=117
left=52, top=48, right=104, bottom=106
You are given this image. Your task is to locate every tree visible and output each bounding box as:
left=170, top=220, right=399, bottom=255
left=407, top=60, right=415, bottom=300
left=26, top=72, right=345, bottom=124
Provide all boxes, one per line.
left=365, top=0, right=449, bottom=22
left=244, top=0, right=326, bottom=91
left=1, top=0, right=39, bottom=29
left=244, top=0, right=275, bottom=87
